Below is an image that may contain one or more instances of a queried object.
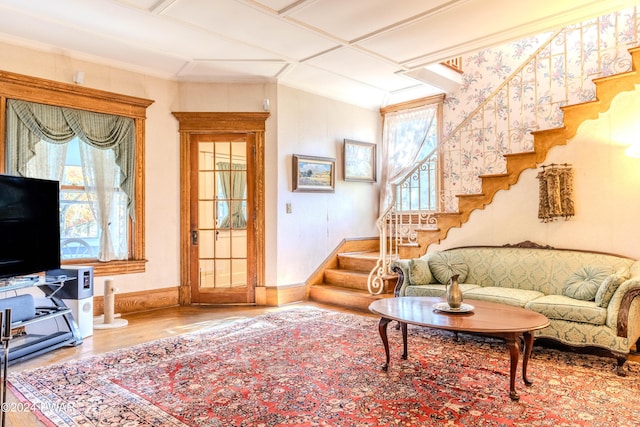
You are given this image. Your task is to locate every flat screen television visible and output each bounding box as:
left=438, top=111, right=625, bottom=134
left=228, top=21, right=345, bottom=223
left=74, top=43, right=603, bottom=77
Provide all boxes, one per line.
left=0, top=174, right=61, bottom=279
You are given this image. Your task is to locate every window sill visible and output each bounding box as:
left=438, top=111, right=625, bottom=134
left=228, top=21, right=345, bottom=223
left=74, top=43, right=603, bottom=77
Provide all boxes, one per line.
left=62, top=259, right=147, bottom=277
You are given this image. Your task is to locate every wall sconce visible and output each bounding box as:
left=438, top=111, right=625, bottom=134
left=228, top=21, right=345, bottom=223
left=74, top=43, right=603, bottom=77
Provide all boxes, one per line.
left=625, top=142, right=640, bottom=158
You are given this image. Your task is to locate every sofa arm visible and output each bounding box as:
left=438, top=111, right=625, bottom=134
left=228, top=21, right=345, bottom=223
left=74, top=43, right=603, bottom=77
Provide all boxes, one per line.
left=608, top=278, right=640, bottom=338
left=390, top=260, right=410, bottom=297
left=617, top=288, right=640, bottom=338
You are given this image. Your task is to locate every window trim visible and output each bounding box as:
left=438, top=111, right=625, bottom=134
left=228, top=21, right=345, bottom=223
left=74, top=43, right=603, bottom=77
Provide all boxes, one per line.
left=0, top=70, right=153, bottom=276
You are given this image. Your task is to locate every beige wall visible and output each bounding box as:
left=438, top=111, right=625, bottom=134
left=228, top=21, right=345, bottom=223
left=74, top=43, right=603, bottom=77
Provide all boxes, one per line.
left=0, top=40, right=381, bottom=297
left=433, top=87, right=640, bottom=260
left=275, top=86, right=381, bottom=286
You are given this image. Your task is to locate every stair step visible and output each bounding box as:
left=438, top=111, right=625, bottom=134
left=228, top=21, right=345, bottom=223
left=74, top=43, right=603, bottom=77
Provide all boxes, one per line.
left=324, top=269, right=396, bottom=292
left=309, top=284, right=395, bottom=312
left=337, top=251, right=380, bottom=271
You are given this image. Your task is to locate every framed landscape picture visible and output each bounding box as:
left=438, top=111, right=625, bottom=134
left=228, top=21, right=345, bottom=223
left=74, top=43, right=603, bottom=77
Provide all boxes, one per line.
left=292, top=154, right=336, bottom=192
left=343, top=139, right=376, bottom=182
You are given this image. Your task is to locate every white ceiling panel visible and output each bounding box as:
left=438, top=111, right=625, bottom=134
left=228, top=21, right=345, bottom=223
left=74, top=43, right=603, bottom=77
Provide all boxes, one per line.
left=0, top=7, right=188, bottom=76
left=281, top=63, right=389, bottom=109
left=0, top=0, right=632, bottom=109
left=287, top=0, right=458, bottom=42
left=115, top=0, right=159, bottom=12
left=252, top=0, right=300, bottom=13
left=304, top=47, right=420, bottom=92
left=162, top=0, right=338, bottom=60
left=360, top=0, right=631, bottom=65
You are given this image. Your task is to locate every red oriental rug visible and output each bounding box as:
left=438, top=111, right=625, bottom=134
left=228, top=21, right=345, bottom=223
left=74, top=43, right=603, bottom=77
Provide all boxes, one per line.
left=8, top=307, right=640, bottom=426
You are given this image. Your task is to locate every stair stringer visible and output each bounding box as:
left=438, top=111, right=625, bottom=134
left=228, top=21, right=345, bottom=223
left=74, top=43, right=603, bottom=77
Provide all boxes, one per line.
left=398, top=46, right=640, bottom=260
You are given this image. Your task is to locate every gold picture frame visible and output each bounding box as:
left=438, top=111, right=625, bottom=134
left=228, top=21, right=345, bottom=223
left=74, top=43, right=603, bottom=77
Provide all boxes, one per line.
left=292, top=154, right=336, bottom=192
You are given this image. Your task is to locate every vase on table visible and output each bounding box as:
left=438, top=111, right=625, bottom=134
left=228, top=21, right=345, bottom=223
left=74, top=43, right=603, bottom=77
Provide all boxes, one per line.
left=446, top=274, right=462, bottom=309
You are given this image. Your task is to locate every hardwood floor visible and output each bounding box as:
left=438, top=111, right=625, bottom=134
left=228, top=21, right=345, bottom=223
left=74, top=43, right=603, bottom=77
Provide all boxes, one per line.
left=5, top=302, right=371, bottom=426
left=5, top=302, right=639, bottom=426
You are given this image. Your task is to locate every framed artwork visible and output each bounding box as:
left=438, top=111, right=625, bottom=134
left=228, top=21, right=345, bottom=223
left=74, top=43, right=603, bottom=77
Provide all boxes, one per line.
left=343, top=139, right=376, bottom=182
left=292, top=154, right=336, bottom=192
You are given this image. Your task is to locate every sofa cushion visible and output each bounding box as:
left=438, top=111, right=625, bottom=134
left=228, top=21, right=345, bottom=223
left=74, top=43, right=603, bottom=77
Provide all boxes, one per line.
left=463, top=287, right=544, bottom=307
left=404, top=283, right=479, bottom=298
left=595, top=273, right=625, bottom=308
left=525, top=295, right=607, bottom=326
left=409, top=259, right=433, bottom=285
left=428, top=251, right=469, bottom=284
left=485, top=248, right=555, bottom=292
left=562, top=266, right=612, bottom=301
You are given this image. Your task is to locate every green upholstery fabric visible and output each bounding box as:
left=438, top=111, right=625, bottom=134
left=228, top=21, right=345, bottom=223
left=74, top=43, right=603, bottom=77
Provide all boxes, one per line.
left=404, top=283, right=479, bottom=298
left=595, top=274, right=625, bottom=308
left=525, top=295, right=606, bottom=325
left=428, top=251, right=469, bottom=284
left=409, top=259, right=433, bottom=285
left=533, top=320, right=631, bottom=354
left=464, top=287, right=544, bottom=307
left=445, top=248, right=495, bottom=287
left=396, top=246, right=640, bottom=357
left=562, top=266, right=612, bottom=301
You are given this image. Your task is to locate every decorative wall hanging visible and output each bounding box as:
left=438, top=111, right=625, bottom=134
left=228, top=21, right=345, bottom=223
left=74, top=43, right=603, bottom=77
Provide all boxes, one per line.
left=536, top=163, right=575, bottom=222
left=292, top=154, right=335, bottom=192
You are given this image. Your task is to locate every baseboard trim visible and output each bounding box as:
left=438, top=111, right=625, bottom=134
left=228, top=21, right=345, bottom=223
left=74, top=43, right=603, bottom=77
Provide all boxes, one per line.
left=92, top=284, right=309, bottom=314
left=259, top=284, right=307, bottom=306
left=93, top=287, right=180, bottom=316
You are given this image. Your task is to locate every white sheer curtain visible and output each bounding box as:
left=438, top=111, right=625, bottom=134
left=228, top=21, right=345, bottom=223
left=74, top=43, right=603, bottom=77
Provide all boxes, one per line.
left=24, top=141, right=68, bottom=181
left=379, top=105, right=438, bottom=214
left=79, top=143, right=127, bottom=261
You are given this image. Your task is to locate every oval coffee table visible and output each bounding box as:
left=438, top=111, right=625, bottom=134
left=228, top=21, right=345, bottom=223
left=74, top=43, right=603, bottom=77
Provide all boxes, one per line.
left=369, top=296, right=550, bottom=400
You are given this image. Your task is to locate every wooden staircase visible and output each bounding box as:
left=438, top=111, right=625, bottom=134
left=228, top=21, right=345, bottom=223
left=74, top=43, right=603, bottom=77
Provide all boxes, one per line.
left=397, top=45, right=640, bottom=260
left=309, top=46, right=640, bottom=312
left=308, top=249, right=396, bottom=312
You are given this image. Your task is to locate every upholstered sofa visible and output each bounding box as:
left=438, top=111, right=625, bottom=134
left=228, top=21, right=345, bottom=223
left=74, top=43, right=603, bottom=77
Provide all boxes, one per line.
left=391, top=242, right=640, bottom=374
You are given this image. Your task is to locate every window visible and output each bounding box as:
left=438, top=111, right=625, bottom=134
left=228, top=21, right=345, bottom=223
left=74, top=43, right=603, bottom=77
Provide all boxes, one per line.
left=0, top=70, right=152, bottom=276
left=56, top=138, right=128, bottom=261
left=379, top=95, right=444, bottom=215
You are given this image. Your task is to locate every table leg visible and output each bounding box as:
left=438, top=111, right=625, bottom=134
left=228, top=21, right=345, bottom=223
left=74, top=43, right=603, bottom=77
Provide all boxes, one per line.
left=522, top=331, right=534, bottom=386
left=505, top=335, right=520, bottom=401
left=400, top=322, right=408, bottom=360
left=378, top=317, right=392, bottom=371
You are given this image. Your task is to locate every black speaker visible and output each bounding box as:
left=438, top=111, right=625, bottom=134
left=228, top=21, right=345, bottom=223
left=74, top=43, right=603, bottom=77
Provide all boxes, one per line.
left=46, top=266, right=94, bottom=300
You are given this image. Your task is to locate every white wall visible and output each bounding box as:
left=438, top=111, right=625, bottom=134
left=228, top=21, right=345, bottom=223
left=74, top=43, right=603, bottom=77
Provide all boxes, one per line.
left=433, top=87, right=640, bottom=260
left=0, top=41, right=183, bottom=297
left=0, top=41, right=383, bottom=296
left=275, top=86, right=380, bottom=286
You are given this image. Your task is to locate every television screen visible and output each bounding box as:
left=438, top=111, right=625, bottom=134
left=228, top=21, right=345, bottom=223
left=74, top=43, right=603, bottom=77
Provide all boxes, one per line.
left=0, top=175, right=61, bottom=279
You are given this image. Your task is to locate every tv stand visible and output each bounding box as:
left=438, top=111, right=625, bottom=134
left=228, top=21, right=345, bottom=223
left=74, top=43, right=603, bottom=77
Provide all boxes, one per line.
left=0, top=278, right=82, bottom=364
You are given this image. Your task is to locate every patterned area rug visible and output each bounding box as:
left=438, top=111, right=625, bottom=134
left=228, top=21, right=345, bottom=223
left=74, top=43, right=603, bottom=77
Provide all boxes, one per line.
left=9, top=307, right=640, bottom=426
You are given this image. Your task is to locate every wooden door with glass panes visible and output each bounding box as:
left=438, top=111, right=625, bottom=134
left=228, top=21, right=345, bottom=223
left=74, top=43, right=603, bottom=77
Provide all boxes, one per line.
left=190, top=133, right=255, bottom=304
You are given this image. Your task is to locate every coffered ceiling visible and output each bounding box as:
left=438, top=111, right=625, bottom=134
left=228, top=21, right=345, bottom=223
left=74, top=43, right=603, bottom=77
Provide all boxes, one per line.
left=0, top=0, right=634, bottom=109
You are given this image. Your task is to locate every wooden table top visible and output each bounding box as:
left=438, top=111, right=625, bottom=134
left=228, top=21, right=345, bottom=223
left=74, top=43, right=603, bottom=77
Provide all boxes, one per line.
left=369, top=297, right=549, bottom=334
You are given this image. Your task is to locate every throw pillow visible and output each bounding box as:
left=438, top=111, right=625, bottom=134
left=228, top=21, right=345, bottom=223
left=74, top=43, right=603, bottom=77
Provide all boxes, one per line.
left=562, top=266, right=612, bottom=301
left=428, top=251, right=469, bottom=284
left=595, top=274, right=625, bottom=308
left=409, top=259, right=433, bottom=285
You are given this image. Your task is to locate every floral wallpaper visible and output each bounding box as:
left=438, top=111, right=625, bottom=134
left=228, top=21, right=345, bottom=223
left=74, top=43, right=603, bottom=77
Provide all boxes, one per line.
left=436, top=6, right=640, bottom=212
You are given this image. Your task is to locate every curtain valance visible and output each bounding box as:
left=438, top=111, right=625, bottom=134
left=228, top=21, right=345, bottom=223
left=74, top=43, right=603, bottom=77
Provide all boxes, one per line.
left=5, top=99, right=136, bottom=219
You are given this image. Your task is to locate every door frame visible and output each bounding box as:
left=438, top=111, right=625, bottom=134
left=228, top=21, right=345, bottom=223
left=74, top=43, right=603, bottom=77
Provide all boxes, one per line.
left=173, top=112, right=269, bottom=305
